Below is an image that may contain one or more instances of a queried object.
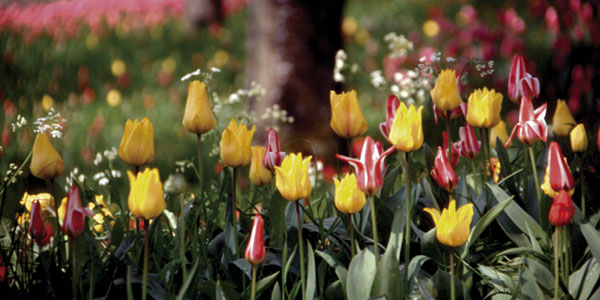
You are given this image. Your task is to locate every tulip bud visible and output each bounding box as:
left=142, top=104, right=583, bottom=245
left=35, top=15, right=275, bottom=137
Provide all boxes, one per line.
left=275, top=153, right=312, bottom=202
left=508, top=54, right=540, bottom=103
left=329, top=90, right=368, bottom=139
left=430, top=69, right=462, bottom=111
left=250, top=146, right=272, bottom=186
left=182, top=81, right=217, bottom=134
left=489, top=120, right=509, bottom=148
left=548, top=141, right=575, bottom=192
left=334, top=173, right=366, bottom=214
left=30, top=133, right=65, bottom=180
left=570, top=124, right=588, bottom=152
left=379, top=95, right=400, bottom=140
left=29, top=200, right=47, bottom=243
left=431, top=147, right=458, bottom=191
left=541, top=165, right=575, bottom=198
left=63, top=186, right=93, bottom=238
left=245, top=214, right=266, bottom=266
left=263, top=128, right=285, bottom=171
left=466, top=87, right=503, bottom=128
left=552, top=99, right=576, bottom=137
left=118, top=118, right=155, bottom=166
left=127, top=168, right=166, bottom=220
left=388, top=102, right=424, bottom=152
left=423, top=200, right=473, bottom=247
left=220, top=119, right=255, bottom=168
left=548, top=190, right=575, bottom=227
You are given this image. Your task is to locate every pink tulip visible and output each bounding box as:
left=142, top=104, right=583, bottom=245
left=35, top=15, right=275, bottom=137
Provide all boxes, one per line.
left=548, top=141, right=575, bottom=192
left=263, top=128, right=285, bottom=171
left=457, top=124, right=480, bottom=159
left=379, top=95, right=400, bottom=141
left=29, top=200, right=47, bottom=243
left=245, top=214, right=266, bottom=266
left=63, top=186, right=93, bottom=238
left=505, top=96, right=547, bottom=146
left=431, top=146, right=458, bottom=192
left=508, top=55, right=540, bottom=102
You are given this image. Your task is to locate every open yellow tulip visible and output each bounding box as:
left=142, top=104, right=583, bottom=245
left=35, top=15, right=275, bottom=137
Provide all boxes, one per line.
left=275, top=153, right=312, bottom=202
left=220, top=119, right=255, bottom=168
left=466, top=87, right=503, bottom=128
left=423, top=200, right=473, bottom=247
left=430, top=69, right=462, bottom=111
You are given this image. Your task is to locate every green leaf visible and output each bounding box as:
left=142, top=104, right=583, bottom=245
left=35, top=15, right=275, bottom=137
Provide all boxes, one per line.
left=386, top=205, right=405, bottom=261
left=432, top=269, right=470, bottom=300
left=306, top=243, right=316, bottom=300
left=524, top=258, right=553, bottom=291
left=175, top=260, right=200, bottom=300
left=421, top=177, right=439, bottom=210
left=465, top=196, right=513, bottom=252
left=407, top=255, right=430, bottom=284
left=580, top=222, right=600, bottom=264
left=478, top=265, right=515, bottom=293
left=253, top=271, right=280, bottom=299
left=381, top=166, right=401, bottom=201
left=420, top=228, right=443, bottom=264
left=370, top=245, right=403, bottom=299
left=519, top=266, right=545, bottom=300
left=324, top=280, right=345, bottom=300
left=569, top=258, right=600, bottom=300
left=346, top=249, right=376, bottom=300
left=216, top=280, right=227, bottom=300
left=270, top=282, right=281, bottom=300
left=315, top=250, right=347, bottom=294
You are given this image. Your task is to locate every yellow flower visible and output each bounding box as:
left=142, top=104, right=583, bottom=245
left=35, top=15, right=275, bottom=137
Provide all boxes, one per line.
left=552, top=99, right=576, bottom=137
left=423, top=200, right=473, bottom=247
left=249, top=146, right=272, bottom=186
left=541, top=166, right=574, bottom=198
left=182, top=81, right=217, bottom=134
left=106, top=89, right=121, bottom=107
left=42, top=94, right=54, bottom=111
left=570, top=123, right=588, bottom=152
left=58, top=197, right=67, bottom=222
left=20, top=192, right=54, bottom=212
left=423, top=19, right=440, bottom=37
left=388, top=102, right=424, bottom=152
left=275, top=153, right=312, bottom=202
left=489, top=120, right=509, bottom=148
left=30, top=133, right=65, bottom=180
left=220, top=119, right=255, bottom=168
left=334, top=173, right=366, bottom=214
left=466, top=87, right=503, bottom=128
left=111, top=59, right=126, bottom=77
left=430, top=69, right=462, bottom=111
left=329, top=90, right=368, bottom=139
left=118, top=118, right=154, bottom=166
left=127, top=168, right=165, bottom=220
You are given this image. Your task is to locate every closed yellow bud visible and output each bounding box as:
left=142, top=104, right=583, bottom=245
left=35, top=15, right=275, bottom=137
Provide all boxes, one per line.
left=330, top=90, right=368, bottom=139
left=388, top=102, right=424, bottom=152
left=127, top=168, right=166, bottom=220
left=430, top=69, right=462, bottom=111
left=552, top=99, right=576, bottom=137
left=275, top=153, right=312, bottom=202
left=423, top=199, right=473, bottom=247
left=489, top=120, right=509, bottom=148
left=182, top=81, right=217, bottom=134
left=118, top=118, right=155, bottom=166
left=334, top=173, right=366, bottom=214
left=30, top=133, right=65, bottom=180
left=570, top=124, right=588, bottom=152
left=466, top=87, right=503, bottom=128
left=249, top=146, right=272, bottom=186
left=220, top=119, right=255, bottom=167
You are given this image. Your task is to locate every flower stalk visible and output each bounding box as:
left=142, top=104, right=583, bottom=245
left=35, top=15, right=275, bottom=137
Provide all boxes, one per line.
left=450, top=247, right=456, bottom=300
left=296, top=200, right=306, bottom=300
left=527, top=146, right=542, bottom=225
left=369, top=194, right=379, bottom=263
left=404, top=152, right=411, bottom=271
left=142, top=220, right=149, bottom=300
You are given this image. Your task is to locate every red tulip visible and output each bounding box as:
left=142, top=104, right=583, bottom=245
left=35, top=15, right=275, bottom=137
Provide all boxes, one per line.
left=457, top=124, right=480, bottom=159
left=379, top=95, right=400, bottom=141
left=263, top=128, right=285, bottom=171
left=63, top=186, right=93, bottom=238
left=505, top=96, right=547, bottom=146
left=336, top=136, right=395, bottom=195
left=29, top=200, right=47, bottom=243
left=548, top=141, right=575, bottom=192
left=431, top=146, right=458, bottom=191
left=548, top=190, right=575, bottom=227
left=442, top=131, right=460, bottom=168
left=245, top=214, right=266, bottom=266
left=508, top=55, right=540, bottom=102
left=39, top=221, right=55, bottom=246
left=432, top=102, right=467, bottom=125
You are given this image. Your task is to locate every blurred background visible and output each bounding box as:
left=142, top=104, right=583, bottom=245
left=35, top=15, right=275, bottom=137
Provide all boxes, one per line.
left=1, top=0, right=599, bottom=215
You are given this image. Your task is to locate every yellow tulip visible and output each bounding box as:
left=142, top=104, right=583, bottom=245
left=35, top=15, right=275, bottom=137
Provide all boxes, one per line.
left=489, top=120, right=509, bottom=148
left=20, top=192, right=54, bottom=212
left=329, top=90, right=368, bottom=138
left=552, top=99, right=576, bottom=137
left=30, top=133, right=65, bottom=180
left=275, top=153, right=312, bottom=202
left=430, top=69, right=462, bottom=111
left=127, top=168, right=166, bottom=220
left=388, top=102, right=424, bottom=152
left=249, top=146, right=272, bottom=186
left=334, top=173, right=366, bottom=214
left=220, top=119, right=255, bottom=167
left=423, top=199, right=473, bottom=247
left=466, top=87, right=503, bottom=128
left=570, top=124, right=588, bottom=152
left=118, top=118, right=154, bottom=166
left=182, top=81, right=217, bottom=134
left=541, top=166, right=574, bottom=198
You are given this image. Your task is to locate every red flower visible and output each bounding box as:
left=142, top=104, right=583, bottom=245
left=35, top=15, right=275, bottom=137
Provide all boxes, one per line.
left=431, top=146, right=458, bottom=191
left=505, top=96, right=547, bottom=146
left=442, top=131, right=460, bottom=168
left=263, top=128, right=285, bottom=171
left=548, top=141, right=575, bottom=192
left=548, top=190, right=575, bottom=227
left=456, top=124, right=480, bottom=159
left=29, top=200, right=47, bottom=243
left=508, top=55, right=540, bottom=102
left=379, top=95, right=400, bottom=141
left=336, top=136, right=395, bottom=195
left=245, top=214, right=266, bottom=266
left=39, top=221, right=54, bottom=246
left=63, top=186, right=93, bottom=238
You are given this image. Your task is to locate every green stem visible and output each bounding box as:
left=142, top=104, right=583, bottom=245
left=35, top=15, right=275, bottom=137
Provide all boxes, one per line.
left=527, top=146, right=543, bottom=226
left=251, top=265, right=257, bottom=300
left=446, top=113, right=453, bottom=167
left=296, top=201, right=306, bottom=300
left=349, top=214, right=355, bottom=258
left=232, top=167, right=239, bottom=256
left=197, top=133, right=204, bottom=191
left=71, top=238, right=77, bottom=299
left=50, top=179, right=64, bottom=267
left=142, top=220, right=149, bottom=300
left=554, top=227, right=560, bottom=300
left=369, top=195, right=379, bottom=263
left=450, top=247, right=455, bottom=300
left=579, top=157, right=585, bottom=217
left=180, top=195, right=187, bottom=281
left=404, top=152, right=411, bottom=272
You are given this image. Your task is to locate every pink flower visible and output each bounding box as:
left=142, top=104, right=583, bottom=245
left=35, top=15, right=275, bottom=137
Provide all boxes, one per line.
left=456, top=124, right=480, bottom=159
left=245, top=214, right=266, bottom=266
left=263, top=128, right=285, bottom=171
left=506, top=96, right=547, bottom=146
left=431, top=146, right=458, bottom=191
left=63, top=186, right=93, bottom=238
left=379, top=95, right=400, bottom=141
left=508, top=55, right=540, bottom=102
left=29, top=200, right=47, bottom=243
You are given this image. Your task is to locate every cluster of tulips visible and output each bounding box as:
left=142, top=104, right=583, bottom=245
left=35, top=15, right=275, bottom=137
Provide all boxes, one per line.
left=13, top=51, right=598, bottom=299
